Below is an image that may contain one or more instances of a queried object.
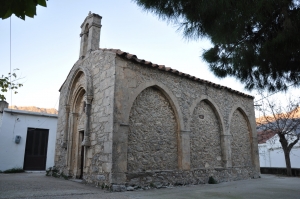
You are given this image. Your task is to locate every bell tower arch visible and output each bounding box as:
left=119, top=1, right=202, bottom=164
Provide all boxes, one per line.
left=79, top=12, right=102, bottom=58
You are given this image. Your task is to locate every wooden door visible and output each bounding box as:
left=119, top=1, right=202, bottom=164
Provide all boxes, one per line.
left=79, top=131, right=84, bottom=179
left=23, top=128, right=49, bottom=170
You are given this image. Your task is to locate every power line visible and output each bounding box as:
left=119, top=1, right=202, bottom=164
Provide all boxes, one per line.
left=53, top=96, right=59, bottom=111
left=10, top=16, right=12, bottom=106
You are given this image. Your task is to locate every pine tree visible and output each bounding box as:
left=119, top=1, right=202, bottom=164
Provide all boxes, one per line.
left=134, top=0, right=300, bottom=91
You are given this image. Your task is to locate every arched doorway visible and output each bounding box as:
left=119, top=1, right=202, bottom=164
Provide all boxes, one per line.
left=69, top=88, right=86, bottom=178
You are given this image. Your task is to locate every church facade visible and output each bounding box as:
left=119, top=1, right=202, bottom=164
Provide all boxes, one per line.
left=54, top=13, right=260, bottom=189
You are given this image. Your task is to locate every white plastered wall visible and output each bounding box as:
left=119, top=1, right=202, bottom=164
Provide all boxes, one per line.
left=258, top=134, right=300, bottom=168
left=0, top=109, right=57, bottom=171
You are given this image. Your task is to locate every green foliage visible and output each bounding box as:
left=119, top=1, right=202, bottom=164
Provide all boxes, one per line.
left=101, top=183, right=110, bottom=190
left=134, top=0, right=300, bottom=92
left=3, top=168, right=24, bottom=173
left=0, top=0, right=47, bottom=20
left=208, top=176, right=217, bottom=184
left=0, top=69, right=23, bottom=101
left=46, top=167, right=69, bottom=180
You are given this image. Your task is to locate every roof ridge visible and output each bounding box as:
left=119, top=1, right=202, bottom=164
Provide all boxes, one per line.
left=100, top=48, right=254, bottom=99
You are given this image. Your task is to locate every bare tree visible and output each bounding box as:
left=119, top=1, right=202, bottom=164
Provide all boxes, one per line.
left=256, top=94, right=300, bottom=176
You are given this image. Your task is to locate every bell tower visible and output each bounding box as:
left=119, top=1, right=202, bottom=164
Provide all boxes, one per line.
left=79, top=12, right=102, bottom=58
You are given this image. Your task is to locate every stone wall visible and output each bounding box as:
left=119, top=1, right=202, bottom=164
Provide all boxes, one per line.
left=230, top=109, right=252, bottom=167
left=190, top=100, right=222, bottom=169
left=128, top=87, right=178, bottom=172
left=55, top=48, right=260, bottom=188
left=113, top=54, right=260, bottom=187
left=55, top=49, right=116, bottom=185
left=126, top=167, right=258, bottom=188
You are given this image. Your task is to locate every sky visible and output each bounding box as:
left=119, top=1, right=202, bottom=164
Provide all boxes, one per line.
left=0, top=0, right=294, bottom=111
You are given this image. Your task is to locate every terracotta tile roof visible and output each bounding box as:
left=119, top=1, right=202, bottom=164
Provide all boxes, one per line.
left=257, top=130, right=277, bottom=144
left=102, top=48, right=254, bottom=99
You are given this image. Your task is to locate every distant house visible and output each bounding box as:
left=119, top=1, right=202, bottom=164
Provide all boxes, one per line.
left=0, top=101, right=58, bottom=171
left=258, top=130, right=300, bottom=168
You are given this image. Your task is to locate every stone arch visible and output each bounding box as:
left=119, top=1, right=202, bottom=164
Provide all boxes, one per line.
left=127, top=86, right=179, bottom=172
left=188, top=96, right=225, bottom=134
left=124, top=81, right=184, bottom=131
left=68, top=87, right=86, bottom=178
left=62, top=66, right=93, bottom=148
left=82, top=23, right=89, bottom=56
left=65, top=66, right=93, bottom=106
left=69, top=76, right=85, bottom=109
left=228, top=105, right=253, bottom=167
left=189, top=96, right=224, bottom=168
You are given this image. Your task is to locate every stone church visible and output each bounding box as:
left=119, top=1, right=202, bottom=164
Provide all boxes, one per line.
left=55, top=12, right=260, bottom=189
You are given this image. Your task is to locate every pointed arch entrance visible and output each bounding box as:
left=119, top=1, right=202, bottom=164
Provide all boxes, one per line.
left=68, top=87, right=86, bottom=178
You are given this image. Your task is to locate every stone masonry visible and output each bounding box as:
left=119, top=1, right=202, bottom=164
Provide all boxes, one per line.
left=54, top=12, right=260, bottom=190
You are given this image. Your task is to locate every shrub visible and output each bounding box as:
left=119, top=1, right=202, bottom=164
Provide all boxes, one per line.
left=3, top=168, right=24, bottom=173
left=46, top=167, right=69, bottom=180
left=208, top=176, right=217, bottom=184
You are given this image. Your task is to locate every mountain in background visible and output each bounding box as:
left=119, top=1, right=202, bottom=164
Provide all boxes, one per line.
left=9, top=106, right=58, bottom=114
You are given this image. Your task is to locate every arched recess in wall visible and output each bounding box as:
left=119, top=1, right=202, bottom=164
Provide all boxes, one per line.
left=67, top=71, right=86, bottom=105
left=126, top=82, right=183, bottom=172
left=229, top=105, right=253, bottom=167
left=68, top=86, right=86, bottom=178
left=65, top=66, right=93, bottom=106
left=125, top=81, right=184, bottom=130
left=189, top=97, right=224, bottom=169
left=82, top=23, right=89, bottom=56
left=61, top=66, right=93, bottom=148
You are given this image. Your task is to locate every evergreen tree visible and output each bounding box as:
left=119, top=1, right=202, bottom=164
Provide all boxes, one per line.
left=134, top=0, right=300, bottom=91
left=1, top=0, right=47, bottom=20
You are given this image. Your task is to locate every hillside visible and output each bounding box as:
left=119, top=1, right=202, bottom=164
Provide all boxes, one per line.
left=9, top=106, right=58, bottom=114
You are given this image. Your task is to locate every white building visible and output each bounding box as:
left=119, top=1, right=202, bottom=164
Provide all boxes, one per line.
left=258, top=133, right=300, bottom=168
left=0, top=101, right=58, bottom=171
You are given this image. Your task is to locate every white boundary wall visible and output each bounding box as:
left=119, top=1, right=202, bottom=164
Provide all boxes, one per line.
left=0, top=109, right=57, bottom=171
left=259, top=134, right=300, bottom=168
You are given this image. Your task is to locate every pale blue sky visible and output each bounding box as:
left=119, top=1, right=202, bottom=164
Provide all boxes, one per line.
left=0, top=0, right=266, bottom=110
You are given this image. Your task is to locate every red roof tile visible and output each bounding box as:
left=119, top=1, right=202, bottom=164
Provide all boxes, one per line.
left=257, top=130, right=277, bottom=144
left=102, top=48, right=254, bottom=99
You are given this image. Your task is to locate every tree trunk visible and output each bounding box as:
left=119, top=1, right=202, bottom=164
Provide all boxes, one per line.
left=283, top=149, right=292, bottom=176
left=279, top=133, right=292, bottom=176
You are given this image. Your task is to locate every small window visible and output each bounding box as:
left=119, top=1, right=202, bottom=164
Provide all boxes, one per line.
left=199, top=115, right=204, bottom=119
left=83, top=101, right=86, bottom=113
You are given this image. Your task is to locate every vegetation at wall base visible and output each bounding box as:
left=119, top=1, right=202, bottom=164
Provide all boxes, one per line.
left=208, top=176, right=218, bottom=184
left=3, top=168, right=24, bottom=173
left=46, top=167, right=69, bottom=180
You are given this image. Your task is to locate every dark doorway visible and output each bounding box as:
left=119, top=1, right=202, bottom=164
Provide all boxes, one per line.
left=23, top=128, right=49, bottom=170
left=79, top=131, right=84, bottom=179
